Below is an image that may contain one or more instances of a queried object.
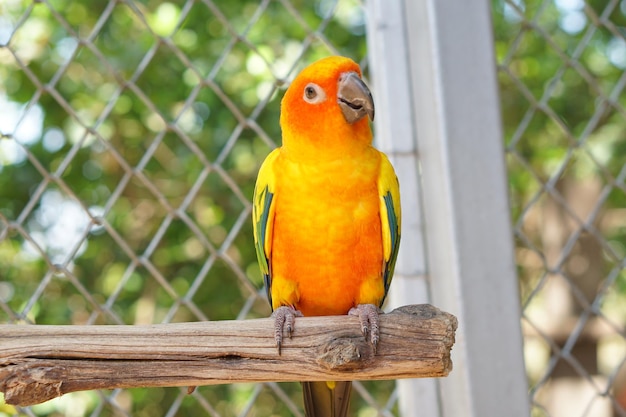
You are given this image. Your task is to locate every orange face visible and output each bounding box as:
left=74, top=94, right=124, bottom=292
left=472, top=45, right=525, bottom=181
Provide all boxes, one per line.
left=279, top=56, right=373, bottom=160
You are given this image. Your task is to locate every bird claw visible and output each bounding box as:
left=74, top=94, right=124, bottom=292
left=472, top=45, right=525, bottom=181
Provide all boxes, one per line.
left=349, top=304, right=381, bottom=352
left=272, top=305, right=303, bottom=354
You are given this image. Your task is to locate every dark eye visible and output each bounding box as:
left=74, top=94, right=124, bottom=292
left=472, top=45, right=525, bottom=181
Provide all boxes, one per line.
left=305, top=85, right=317, bottom=99
left=302, top=83, right=326, bottom=103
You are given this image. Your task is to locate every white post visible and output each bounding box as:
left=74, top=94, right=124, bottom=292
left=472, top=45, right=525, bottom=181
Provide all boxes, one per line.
left=367, top=0, right=531, bottom=416
left=366, top=1, right=441, bottom=416
left=403, top=0, right=531, bottom=416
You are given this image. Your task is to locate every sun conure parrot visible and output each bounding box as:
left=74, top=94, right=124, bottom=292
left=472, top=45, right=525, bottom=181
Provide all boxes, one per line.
left=252, top=56, right=401, bottom=417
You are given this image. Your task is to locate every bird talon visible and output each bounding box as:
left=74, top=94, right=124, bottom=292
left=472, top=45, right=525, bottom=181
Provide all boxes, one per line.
left=349, top=304, right=382, bottom=352
left=272, top=306, right=302, bottom=354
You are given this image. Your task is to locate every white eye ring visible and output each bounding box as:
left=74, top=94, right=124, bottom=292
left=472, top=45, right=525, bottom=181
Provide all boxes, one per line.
left=303, top=83, right=326, bottom=104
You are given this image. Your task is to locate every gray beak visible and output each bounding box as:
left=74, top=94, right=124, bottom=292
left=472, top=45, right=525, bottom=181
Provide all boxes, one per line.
left=337, top=72, right=375, bottom=123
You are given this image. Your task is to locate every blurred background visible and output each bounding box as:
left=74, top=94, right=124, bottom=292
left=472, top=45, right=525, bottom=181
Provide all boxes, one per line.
left=0, top=0, right=625, bottom=416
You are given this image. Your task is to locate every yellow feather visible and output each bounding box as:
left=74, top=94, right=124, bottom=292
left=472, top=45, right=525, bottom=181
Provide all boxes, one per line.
left=377, top=153, right=401, bottom=286
left=252, top=148, right=280, bottom=277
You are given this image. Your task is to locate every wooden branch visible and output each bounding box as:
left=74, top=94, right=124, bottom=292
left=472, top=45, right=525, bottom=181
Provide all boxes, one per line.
left=0, top=304, right=457, bottom=407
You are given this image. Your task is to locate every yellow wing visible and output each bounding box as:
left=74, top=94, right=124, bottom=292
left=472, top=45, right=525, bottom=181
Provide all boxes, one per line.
left=252, top=148, right=280, bottom=307
left=378, top=154, right=401, bottom=300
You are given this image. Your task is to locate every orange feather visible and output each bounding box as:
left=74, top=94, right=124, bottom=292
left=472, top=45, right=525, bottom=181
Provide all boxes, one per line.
left=270, top=148, right=385, bottom=316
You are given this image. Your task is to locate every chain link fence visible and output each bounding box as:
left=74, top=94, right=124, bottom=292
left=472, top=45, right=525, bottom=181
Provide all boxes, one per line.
left=495, top=0, right=626, bottom=416
left=2, top=0, right=626, bottom=416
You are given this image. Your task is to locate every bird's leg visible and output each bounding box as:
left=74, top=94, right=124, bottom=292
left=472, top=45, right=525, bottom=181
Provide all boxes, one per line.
left=348, top=304, right=382, bottom=352
left=272, top=305, right=303, bottom=354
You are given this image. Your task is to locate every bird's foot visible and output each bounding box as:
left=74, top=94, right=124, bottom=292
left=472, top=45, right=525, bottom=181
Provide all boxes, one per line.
left=272, top=305, right=303, bottom=354
left=349, top=304, right=382, bottom=352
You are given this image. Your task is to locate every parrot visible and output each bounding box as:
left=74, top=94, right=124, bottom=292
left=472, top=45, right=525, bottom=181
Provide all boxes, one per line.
left=252, top=56, right=401, bottom=417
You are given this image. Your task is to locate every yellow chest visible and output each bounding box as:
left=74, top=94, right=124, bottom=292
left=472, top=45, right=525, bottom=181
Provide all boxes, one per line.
left=269, top=149, right=385, bottom=316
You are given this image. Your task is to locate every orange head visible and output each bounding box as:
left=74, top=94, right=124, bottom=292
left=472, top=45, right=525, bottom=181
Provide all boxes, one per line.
left=279, top=56, right=375, bottom=160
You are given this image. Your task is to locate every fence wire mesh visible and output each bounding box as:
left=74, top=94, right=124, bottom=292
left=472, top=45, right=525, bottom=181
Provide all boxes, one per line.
left=495, top=0, right=626, bottom=416
left=3, top=0, right=626, bottom=416
left=0, top=0, right=398, bottom=416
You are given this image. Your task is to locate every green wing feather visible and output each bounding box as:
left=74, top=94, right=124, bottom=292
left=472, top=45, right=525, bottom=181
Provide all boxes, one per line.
left=378, top=154, right=401, bottom=302
left=252, top=149, right=280, bottom=308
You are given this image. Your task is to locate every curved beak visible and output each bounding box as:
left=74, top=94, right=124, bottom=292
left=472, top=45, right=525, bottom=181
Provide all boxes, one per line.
left=337, top=72, right=375, bottom=124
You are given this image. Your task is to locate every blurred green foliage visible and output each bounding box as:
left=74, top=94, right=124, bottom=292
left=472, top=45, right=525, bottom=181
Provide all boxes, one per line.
left=493, top=1, right=626, bottom=414
left=493, top=0, right=626, bottom=300
left=0, top=0, right=368, bottom=324
left=2, top=0, right=626, bottom=415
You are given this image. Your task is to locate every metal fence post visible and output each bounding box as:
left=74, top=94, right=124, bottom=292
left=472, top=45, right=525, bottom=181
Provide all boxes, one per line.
left=365, top=0, right=442, bottom=416
left=368, top=0, right=532, bottom=415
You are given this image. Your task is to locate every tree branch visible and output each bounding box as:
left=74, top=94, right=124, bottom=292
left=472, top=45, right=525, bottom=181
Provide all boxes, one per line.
left=0, top=304, right=457, bottom=406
